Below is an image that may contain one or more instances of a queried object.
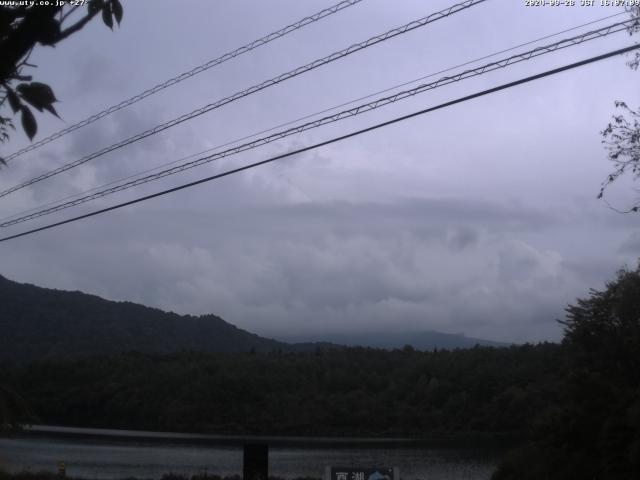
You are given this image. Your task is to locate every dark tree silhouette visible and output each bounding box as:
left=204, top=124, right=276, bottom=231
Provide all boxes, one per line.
left=0, top=384, right=36, bottom=433
left=599, top=7, right=640, bottom=211
left=493, top=265, right=640, bottom=480
left=0, top=0, right=123, bottom=160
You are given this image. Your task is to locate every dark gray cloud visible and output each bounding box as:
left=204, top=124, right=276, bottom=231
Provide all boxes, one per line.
left=0, top=193, right=607, bottom=342
left=618, top=231, right=640, bottom=254
left=1, top=0, right=640, bottom=343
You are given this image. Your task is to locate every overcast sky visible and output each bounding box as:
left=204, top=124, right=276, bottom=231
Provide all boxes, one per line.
left=1, top=0, right=639, bottom=343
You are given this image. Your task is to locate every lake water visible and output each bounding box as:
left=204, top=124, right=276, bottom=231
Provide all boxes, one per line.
left=0, top=428, right=498, bottom=480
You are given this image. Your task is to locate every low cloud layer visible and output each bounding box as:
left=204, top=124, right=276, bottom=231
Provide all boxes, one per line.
left=2, top=0, right=640, bottom=344
left=3, top=185, right=635, bottom=343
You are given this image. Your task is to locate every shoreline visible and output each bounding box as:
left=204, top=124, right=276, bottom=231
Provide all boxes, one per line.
left=10, top=425, right=515, bottom=449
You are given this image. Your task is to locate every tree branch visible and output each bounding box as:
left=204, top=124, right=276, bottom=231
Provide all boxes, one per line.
left=60, top=5, right=81, bottom=24
left=0, top=6, right=61, bottom=83
left=57, top=9, right=100, bottom=42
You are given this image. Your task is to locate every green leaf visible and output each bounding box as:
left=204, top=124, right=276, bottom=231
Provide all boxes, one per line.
left=102, top=3, right=113, bottom=29
left=16, top=82, right=57, bottom=112
left=111, top=0, right=123, bottom=25
left=6, top=89, right=21, bottom=113
left=20, top=106, right=37, bottom=141
left=43, top=103, right=60, bottom=119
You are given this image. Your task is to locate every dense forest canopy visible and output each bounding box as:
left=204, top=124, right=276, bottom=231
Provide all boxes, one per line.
left=2, top=265, right=639, bottom=479
left=1, top=344, right=563, bottom=440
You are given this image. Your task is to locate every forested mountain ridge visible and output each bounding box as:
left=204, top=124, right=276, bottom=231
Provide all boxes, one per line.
left=0, top=274, right=502, bottom=362
left=0, top=274, right=286, bottom=361
left=282, top=330, right=507, bottom=350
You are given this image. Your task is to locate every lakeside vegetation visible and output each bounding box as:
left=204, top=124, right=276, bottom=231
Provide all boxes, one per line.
left=2, top=265, right=639, bottom=479
left=1, top=343, right=562, bottom=439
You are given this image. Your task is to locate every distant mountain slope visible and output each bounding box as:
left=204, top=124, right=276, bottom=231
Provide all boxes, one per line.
left=280, top=330, right=508, bottom=350
left=0, top=274, right=506, bottom=362
left=0, top=274, right=286, bottom=362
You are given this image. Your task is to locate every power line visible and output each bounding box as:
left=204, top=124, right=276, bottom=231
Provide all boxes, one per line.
left=0, top=0, right=487, bottom=199
left=1, top=17, right=632, bottom=227
left=1, top=10, right=624, bottom=226
left=1, top=17, right=634, bottom=229
left=2, top=0, right=365, bottom=163
left=1, top=10, right=625, bottom=225
left=1, top=43, right=637, bottom=244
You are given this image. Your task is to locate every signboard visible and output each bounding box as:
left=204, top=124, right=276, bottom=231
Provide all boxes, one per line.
left=325, top=467, right=399, bottom=480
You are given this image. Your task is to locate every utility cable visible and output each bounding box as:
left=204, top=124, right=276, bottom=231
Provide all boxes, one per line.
left=2, top=0, right=365, bottom=163
left=0, top=18, right=634, bottom=228
left=0, top=10, right=625, bottom=225
left=1, top=43, right=637, bottom=243
left=0, top=0, right=487, bottom=199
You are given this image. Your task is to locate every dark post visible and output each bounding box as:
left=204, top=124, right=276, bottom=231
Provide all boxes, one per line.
left=243, top=444, right=268, bottom=480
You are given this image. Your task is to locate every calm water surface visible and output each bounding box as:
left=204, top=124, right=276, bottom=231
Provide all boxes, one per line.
left=0, top=435, right=497, bottom=480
